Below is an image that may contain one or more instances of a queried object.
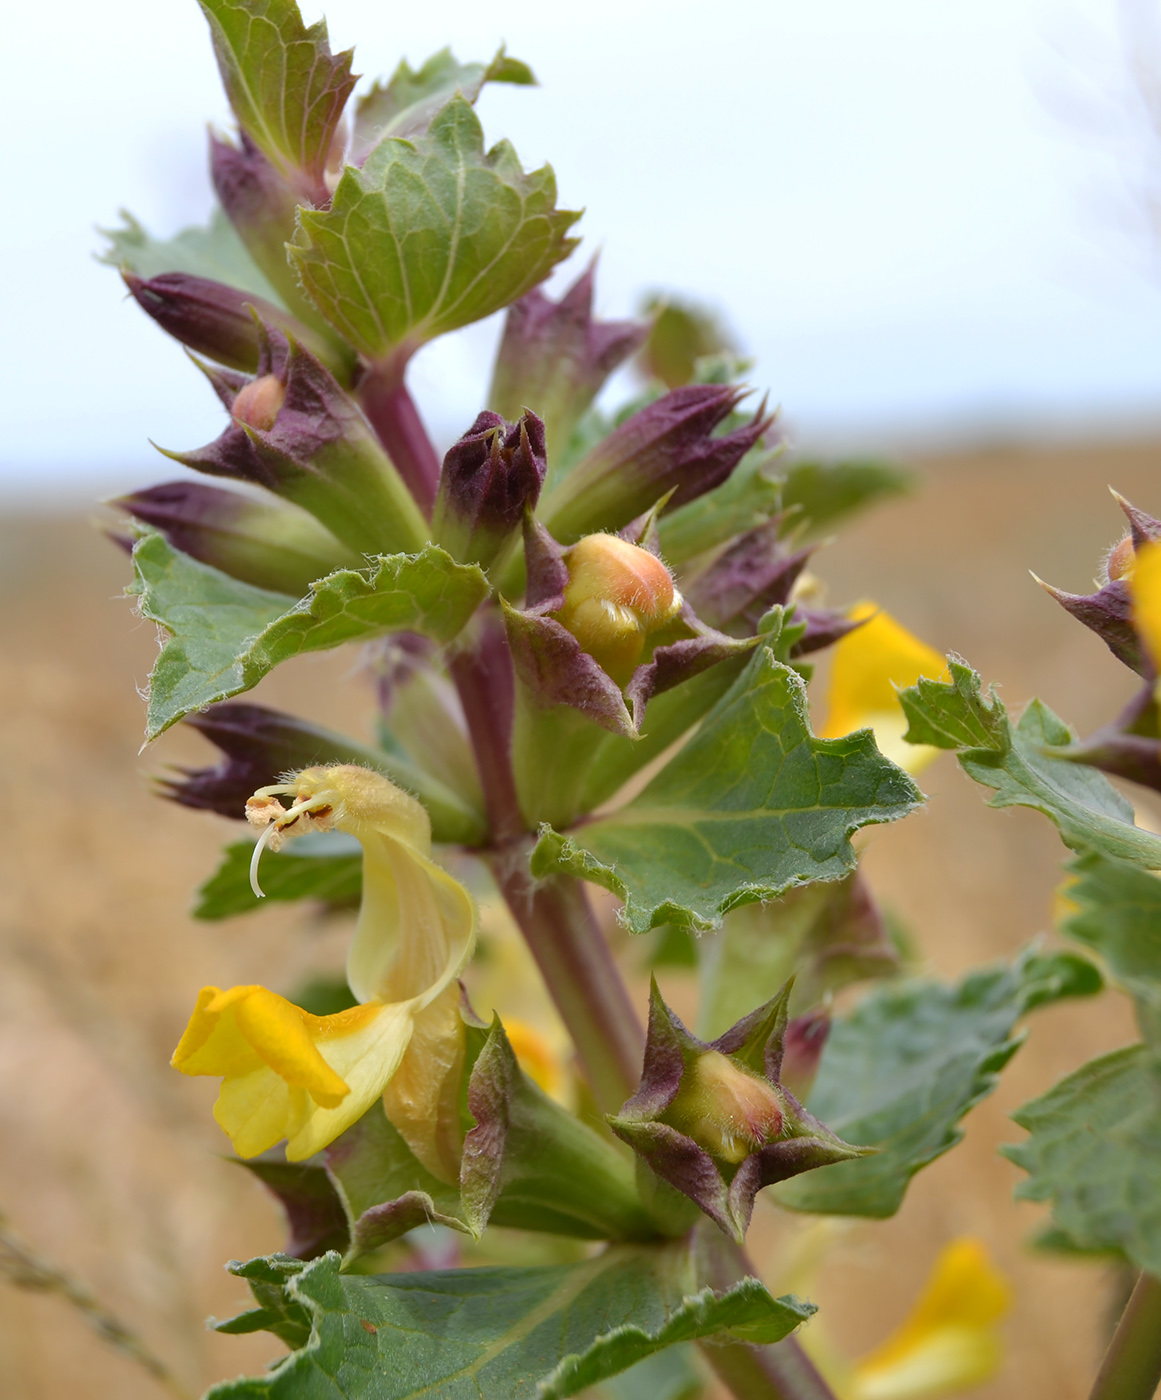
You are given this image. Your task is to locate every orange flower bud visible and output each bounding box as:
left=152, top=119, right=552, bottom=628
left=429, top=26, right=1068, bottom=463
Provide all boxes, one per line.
left=553, top=533, right=681, bottom=684
left=232, top=374, right=286, bottom=431
left=662, top=1049, right=784, bottom=1164
left=1107, top=535, right=1135, bottom=582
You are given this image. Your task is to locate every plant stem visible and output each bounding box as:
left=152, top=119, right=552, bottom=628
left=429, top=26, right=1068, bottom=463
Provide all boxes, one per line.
left=1089, top=1270, right=1161, bottom=1400
left=696, top=1231, right=839, bottom=1400
left=447, top=607, right=644, bottom=1112
left=491, top=861, right=644, bottom=1113
left=701, top=1338, right=837, bottom=1400
left=359, top=363, right=441, bottom=513
left=447, top=611, right=524, bottom=845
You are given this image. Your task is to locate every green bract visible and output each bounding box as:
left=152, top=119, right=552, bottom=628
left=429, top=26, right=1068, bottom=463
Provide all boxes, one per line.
left=196, top=0, right=355, bottom=192
left=533, top=642, right=922, bottom=934
left=207, top=1249, right=813, bottom=1400
left=899, top=657, right=1161, bottom=868
left=291, top=97, right=581, bottom=361
left=131, top=534, right=488, bottom=738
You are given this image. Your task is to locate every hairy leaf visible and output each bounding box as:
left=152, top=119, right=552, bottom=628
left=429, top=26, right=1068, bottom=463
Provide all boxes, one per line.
left=532, top=642, right=922, bottom=934
left=1003, top=1044, right=1161, bottom=1275
left=899, top=659, right=1161, bottom=868
left=1059, top=851, right=1161, bottom=1039
left=196, top=0, right=356, bottom=191
left=194, top=837, right=361, bottom=919
left=98, top=208, right=280, bottom=302
left=353, top=47, right=534, bottom=158
left=291, top=96, right=580, bottom=358
left=773, top=950, right=1102, bottom=1217
left=207, top=1247, right=811, bottom=1399
left=130, top=533, right=488, bottom=739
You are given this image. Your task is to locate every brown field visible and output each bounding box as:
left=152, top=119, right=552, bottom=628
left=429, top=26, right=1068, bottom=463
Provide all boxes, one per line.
left=1, top=436, right=1157, bottom=1399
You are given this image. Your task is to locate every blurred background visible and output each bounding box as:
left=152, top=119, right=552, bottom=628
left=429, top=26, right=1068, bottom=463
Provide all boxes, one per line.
left=3, top=0, right=1161, bottom=1396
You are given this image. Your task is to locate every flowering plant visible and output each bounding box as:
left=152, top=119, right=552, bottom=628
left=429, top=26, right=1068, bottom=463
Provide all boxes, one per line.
left=81, top=4, right=1161, bottom=1397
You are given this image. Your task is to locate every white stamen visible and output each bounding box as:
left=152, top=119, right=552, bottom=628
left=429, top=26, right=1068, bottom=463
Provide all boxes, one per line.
left=249, top=794, right=331, bottom=898
left=249, top=820, right=280, bottom=899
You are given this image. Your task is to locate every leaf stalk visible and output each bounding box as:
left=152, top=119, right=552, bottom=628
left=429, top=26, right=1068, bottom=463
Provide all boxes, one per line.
left=1089, top=1270, right=1161, bottom=1400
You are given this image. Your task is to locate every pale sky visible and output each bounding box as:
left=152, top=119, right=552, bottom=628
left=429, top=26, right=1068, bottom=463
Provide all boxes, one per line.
left=5, top=0, right=1161, bottom=503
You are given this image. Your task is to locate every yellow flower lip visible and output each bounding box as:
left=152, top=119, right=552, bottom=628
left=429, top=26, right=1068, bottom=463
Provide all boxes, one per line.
left=819, top=602, right=946, bottom=776
left=174, top=765, right=478, bottom=1167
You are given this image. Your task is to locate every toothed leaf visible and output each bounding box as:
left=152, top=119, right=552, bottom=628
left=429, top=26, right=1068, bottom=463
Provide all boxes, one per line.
left=130, top=533, right=487, bottom=739
left=532, top=640, right=921, bottom=934
left=290, top=96, right=581, bottom=358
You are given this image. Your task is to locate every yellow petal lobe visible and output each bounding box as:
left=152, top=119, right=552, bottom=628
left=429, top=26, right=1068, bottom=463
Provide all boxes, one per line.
left=853, top=1238, right=1010, bottom=1400
left=1130, top=540, right=1161, bottom=674
left=820, top=603, right=946, bottom=775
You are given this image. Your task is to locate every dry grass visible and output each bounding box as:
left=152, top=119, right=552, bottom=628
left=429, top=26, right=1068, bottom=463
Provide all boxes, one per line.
left=0, top=435, right=1156, bottom=1397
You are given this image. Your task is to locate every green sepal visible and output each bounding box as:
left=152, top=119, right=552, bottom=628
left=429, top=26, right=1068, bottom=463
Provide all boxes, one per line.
left=532, top=638, right=922, bottom=934
left=899, top=657, right=1161, bottom=868
left=1003, top=1044, right=1161, bottom=1275
left=461, top=1016, right=658, bottom=1242
left=97, top=207, right=280, bottom=303
left=196, top=0, right=356, bottom=196
left=129, top=534, right=488, bottom=739
left=206, top=1244, right=813, bottom=1399
left=773, top=949, right=1103, bottom=1217
left=325, top=1104, right=471, bottom=1261
left=290, top=95, right=581, bottom=360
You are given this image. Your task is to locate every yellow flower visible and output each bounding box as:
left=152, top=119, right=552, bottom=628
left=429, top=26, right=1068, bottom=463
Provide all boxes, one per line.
left=819, top=602, right=946, bottom=774
left=851, top=1238, right=1011, bottom=1400
left=1130, top=539, right=1161, bottom=676
left=172, top=766, right=476, bottom=1173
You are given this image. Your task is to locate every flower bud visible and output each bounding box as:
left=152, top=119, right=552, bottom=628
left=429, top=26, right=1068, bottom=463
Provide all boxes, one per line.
left=232, top=374, right=286, bottom=431
left=553, top=533, right=681, bottom=684
left=1107, top=535, right=1135, bottom=582
left=540, top=383, right=773, bottom=542
left=662, top=1049, right=784, bottom=1164
left=432, top=410, right=547, bottom=568
left=113, top=480, right=361, bottom=596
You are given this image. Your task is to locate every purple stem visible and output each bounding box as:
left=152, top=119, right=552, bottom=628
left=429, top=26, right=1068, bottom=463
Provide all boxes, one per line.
left=697, top=1233, right=839, bottom=1400
left=490, top=863, right=645, bottom=1114
left=359, top=363, right=441, bottom=513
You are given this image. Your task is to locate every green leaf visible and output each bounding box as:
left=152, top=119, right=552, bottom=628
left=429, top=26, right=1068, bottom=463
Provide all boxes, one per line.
left=779, top=457, right=912, bottom=535
left=207, top=1245, right=812, bottom=1400
left=597, top=1345, right=704, bottom=1400
left=353, top=47, right=535, bottom=158
left=290, top=95, right=581, bottom=359
left=129, top=533, right=488, bottom=739
left=532, top=641, right=922, bottom=934
left=194, top=837, right=361, bottom=920
left=97, top=208, right=280, bottom=302
left=899, top=659, right=1161, bottom=868
left=196, top=0, right=355, bottom=190
left=773, top=950, right=1102, bottom=1217
left=1003, top=1044, right=1161, bottom=1275
left=1058, top=851, right=1161, bottom=1040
